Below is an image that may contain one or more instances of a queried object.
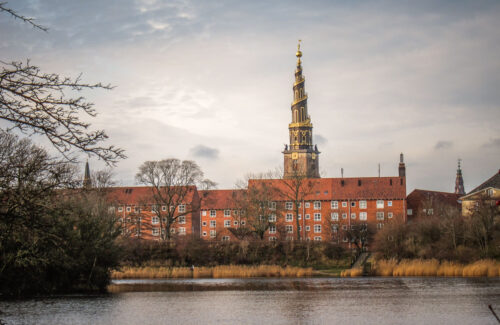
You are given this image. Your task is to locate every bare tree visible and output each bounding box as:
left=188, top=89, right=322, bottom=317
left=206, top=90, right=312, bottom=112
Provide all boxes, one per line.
left=0, top=3, right=125, bottom=164
left=465, top=194, right=500, bottom=256
left=135, top=158, right=215, bottom=241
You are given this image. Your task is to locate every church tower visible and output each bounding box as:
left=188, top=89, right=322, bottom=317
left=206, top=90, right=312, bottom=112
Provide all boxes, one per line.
left=283, top=41, right=320, bottom=179
left=454, top=159, right=465, bottom=195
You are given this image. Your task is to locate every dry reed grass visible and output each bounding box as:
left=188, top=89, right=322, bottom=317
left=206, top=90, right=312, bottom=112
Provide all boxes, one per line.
left=372, top=259, right=500, bottom=277
left=112, top=265, right=313, bottom=279
left=340, top=268, right=363, bottom=277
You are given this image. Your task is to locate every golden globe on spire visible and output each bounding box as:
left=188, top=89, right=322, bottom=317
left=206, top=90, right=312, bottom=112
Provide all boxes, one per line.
left=296, top=39, right=302, bottom=65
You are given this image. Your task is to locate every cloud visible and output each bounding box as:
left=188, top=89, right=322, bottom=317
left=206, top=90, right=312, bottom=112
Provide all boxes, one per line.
left=482, top=137, right=500, bottom=148
left=434, top=141, right=453, bottom=150
left=189, top=145, right=219, bottom=160
left=314, top=134, right=328, bottom=145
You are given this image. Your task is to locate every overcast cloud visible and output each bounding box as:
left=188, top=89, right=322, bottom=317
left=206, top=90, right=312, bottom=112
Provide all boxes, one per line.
left=1, top=0, right=499, bottom=192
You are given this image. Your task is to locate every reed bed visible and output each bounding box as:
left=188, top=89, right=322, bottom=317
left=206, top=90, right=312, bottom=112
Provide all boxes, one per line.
left=112, top=265, right=313, bottom=279
left=370, top=259, right=500, bottom=277
left=340, top=268, right=363, bottom=277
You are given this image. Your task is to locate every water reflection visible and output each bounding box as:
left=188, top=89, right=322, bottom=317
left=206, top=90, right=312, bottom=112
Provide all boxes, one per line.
left=1, top=277, right=499, bottom=325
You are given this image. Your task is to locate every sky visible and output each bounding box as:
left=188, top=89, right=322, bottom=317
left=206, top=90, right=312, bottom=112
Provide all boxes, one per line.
left=1, top=0, right=499, bottom=193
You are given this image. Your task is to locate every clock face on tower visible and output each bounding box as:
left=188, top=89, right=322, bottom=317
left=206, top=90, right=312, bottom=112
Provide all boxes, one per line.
left=292, top=152, right=298, bottom=160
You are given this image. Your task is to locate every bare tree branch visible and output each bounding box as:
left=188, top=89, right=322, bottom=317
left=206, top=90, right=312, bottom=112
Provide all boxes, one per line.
left=0, top=2, right=48, bottom=32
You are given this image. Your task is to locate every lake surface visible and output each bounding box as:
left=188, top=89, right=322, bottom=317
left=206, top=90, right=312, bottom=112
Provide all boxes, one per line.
left=1, top=277, right=499, bottom=324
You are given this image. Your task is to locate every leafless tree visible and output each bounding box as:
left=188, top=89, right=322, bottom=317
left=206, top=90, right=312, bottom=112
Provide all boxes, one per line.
left=0, top=3, right=125, bottom=164
left=135, top=158, right=215, bottom=241
left=465, top=194, right=500, bottom=256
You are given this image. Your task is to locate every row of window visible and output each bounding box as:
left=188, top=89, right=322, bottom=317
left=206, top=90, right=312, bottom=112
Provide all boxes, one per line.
left=117, top=204, right=186, bottom=213
left=202, top=220, right=247, bottom=228
left=284, top=200, right=393, bottom=210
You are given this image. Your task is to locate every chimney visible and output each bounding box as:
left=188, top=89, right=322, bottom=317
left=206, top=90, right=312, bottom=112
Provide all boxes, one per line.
left=398, top=153, right=406, bottom=178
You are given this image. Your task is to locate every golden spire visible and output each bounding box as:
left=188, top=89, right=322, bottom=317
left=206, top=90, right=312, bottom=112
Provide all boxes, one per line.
left=296, top=39, right=302, bottom=65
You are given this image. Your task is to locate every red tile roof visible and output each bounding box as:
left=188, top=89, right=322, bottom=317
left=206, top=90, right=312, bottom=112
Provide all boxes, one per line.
left=107, top=186, right=198, bottom=205
left=199, top=189, right=245, bottom=210
left=248, top=177, right=406, bottom=201
left=407, top=189, right=461, bottom=209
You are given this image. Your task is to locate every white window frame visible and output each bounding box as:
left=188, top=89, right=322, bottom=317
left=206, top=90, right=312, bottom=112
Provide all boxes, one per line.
left=152, top=228, right=159, bottom=236
left=269, top=214, right=277, bottom=222
left=376, top=212, right=384, bottom=220
left=178, top=227, right=186, bottom=235
left=126, top=206, right=131, bottom=212
left=286, top=213, right=293, bottom=222
left=388, top=212, right=393, bottom=218
left=210, top=210, right=216, bottom=217
left=269, top=201, right=276, bottom=210
left=202, top=231, right=207, bottom=236
left=178, top=204, right=185, bottom=213
left=118, top=206, right=123, bottom=212
left=224, top=209, right=231, bottom=217
left=314, top=213, right=321, bottom=221
left=331, top=212, right=339, bottom=221
left=305, top=202, right=310, bottom=208
left=210, top=220, right=216, bottom=228
left=286, top=225, right=293, bottom=233
left=314, top=236, right=322, bottom=241
left=210, top=230, right=216, bottom=237
left=162, top=205, right=167, bottom=211
left=331, top=201, right=338, bottom=209
left=359, top=212, right=367, bottom=221
left=314, top=224, right=321, bottom=233
left=359, top=200, right=367, bottom=209
left=178, top=216, right=186, bottom=224
left=388, top=201, right=393, bottom=207
left=305, top=214, right=310, bottom=220
left=224, top=220, right=231, bottom=228
left=342, top=202, right=347, bottom=207
left=202, top=221, right=207, bottom=226
left=152, top=216, right=160, bottom=224
left=269, top=236, right=276, bottom=242
left=202, top=210, right=207, bottom=216
left=376, top=200, right=384, bottom=209
left=342, top=213, right=347, bottom=219
left=234, top=220, right=239, bottom=226
left=286, top=202, right=293, bottom=210
left=269, top=225, right=276, bottom=234
left=351, top=213, right=356, bottom=220
left=313, top=201, right=321, bottom=209
left=305, top=225, right=310, bottom=232
left=351, top=201, right=356, bottom=207
left=222, top=236, right=230, bottom=241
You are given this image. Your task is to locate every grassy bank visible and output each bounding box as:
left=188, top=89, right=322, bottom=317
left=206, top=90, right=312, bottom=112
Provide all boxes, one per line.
left=112, top=265, right=314, bottom=279
left=341, top=259, right=500, bottom=277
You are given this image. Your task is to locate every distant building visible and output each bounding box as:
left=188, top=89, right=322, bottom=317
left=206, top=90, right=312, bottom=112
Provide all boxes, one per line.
left=406, top=189, right=461, bottom=221
left=460, top=169, right=500, bottom=216
left=454, top=159, right=465, bottom=195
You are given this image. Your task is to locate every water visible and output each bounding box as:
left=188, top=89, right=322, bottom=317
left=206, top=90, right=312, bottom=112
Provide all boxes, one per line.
left=1, top=277, right=499, bottom=324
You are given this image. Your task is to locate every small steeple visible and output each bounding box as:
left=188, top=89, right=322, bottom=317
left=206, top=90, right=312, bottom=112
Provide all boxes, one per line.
left=398, top=153, right=406, bottom=177
left=83, top=160, right=91, bottom=188
left=454, top=158, right=465, bottom=195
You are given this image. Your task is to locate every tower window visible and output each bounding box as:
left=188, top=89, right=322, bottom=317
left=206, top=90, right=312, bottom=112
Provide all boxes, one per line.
left=358, top=180, right=362, bottom=186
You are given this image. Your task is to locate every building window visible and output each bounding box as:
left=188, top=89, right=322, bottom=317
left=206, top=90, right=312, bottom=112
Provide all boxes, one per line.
left=202, top=210, right=207, bottom=216
left=234, top=220, right=239, bottom=226
left=269, top=201, right=276, bottom=210
left=407, top=209, right=413, bottom=216
left=202, top=231, right=207, bottom=236
left=224, top=220, right=231, bottom=227
left=286, top=225, right=293, bottom=233
left=224, top=209, right=231, bottom=217
left=314, top=236, right=322, bottom=241
left=305, top=214, right=310, bottom=220
left=134, top=206, right=139, bottom=213
left=387, top=201, right=393, bottom=207
left=314, top=224, right=321, bottom=233
left=126, top=206, right=131, bottom=212
left=351, top=213, right=356, bottom=220
left=388, top=212, right=393, bottom=218
left=314, top=213, right=321, bottom=221
left=376, top=212, right=384, bottom=220
left=342, top=202, right=347, bottom=207
left=377, top=223, right=384, bottom=229
left=488, top=189, right=494, bottom=197
left=222, top=236, right=230, bottom=241
left=162, top=205, right=167, bottom=211
left=305, top=225, right=310, bottom=232
left=332, top=224, right=338, bottom=233
left=427, top=209, right=433, bottom=215
left=342, top=225, right=348, bottom=230
left=233, top=210, right=239, bottom=216
left=151, top=204, right=157, bottom=212
left=178, top=227, right=186, bottom=235
left=331, top=212, right=339, bottom=221
left=286, top=202, right=293, bottom=210
left=269, top=214, right=277, bottom=222
left=343, top=237, right=348, bottom=242
left=376, top=200, right=384, bottom=209
left=359, top=200, right=367, bottom=209
left=152, top=216, right=160, bottom=224
left=152, top=228, right=159, bottom=236
left=170, top=228, right=175, bottom=234
left=162, top=217, right=167, bottom=223
left=210, top=230, right=216, bottom=237
left=210, top=210, right=216, bottom=217
left=331, top=201, right=338, bottom=209
left=342, top=213, right=347, bottom=219
left=351, top=201, right=356, bottom=207
left=298, top=214, right=301, bottom=220
left=178, top=216, right=186, bottom=224
left=286, top=213, right=293, bottom=222
left=360, top=212, right=367, bottom=221
left=269, top=225, right=276, bottom=234
left=313, top=201, right=321, bottom=209
left=305, top=202, right=310, bottom=208
left=210, top=220, right=216, bottom=228
left=202, top=221, right=207, bottom=226
left=118, top=206, right=123, bottom=212
left=178, top=205, right=186, bottom=213
left=269, top=236, right=277, bottom=242
left=241, top=220, right=246, bottom=226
